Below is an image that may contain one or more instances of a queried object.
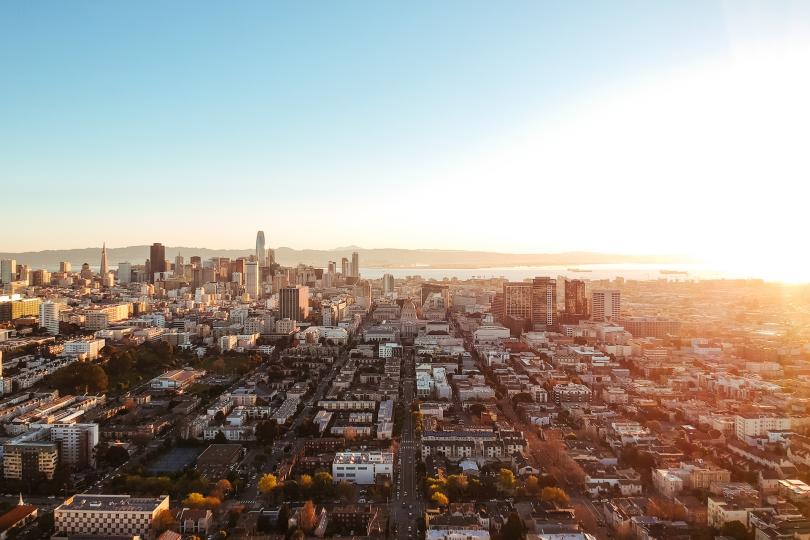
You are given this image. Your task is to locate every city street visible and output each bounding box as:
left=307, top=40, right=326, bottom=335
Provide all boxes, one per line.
left=393, top=348, right=422, bottom=540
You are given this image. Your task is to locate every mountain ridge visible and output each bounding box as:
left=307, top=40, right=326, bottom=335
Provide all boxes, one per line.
left=0, top=245, right=692, bottom=270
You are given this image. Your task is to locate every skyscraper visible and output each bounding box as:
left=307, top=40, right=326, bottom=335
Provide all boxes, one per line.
left=591, top=289, right=621, bottom=321
left=503, top=282, right=532, bottom=321
left=117, top=262, right=132, bottom=284
left=149, top=243, right=166, bottom=283
left=351, top=251, right=360, bottom=278
left=39, top=301, right=60, bottom=335
left=256, top=231, right=266, bottom=266
left=174, top=255, right=184, bottom=277
left=530, top=276, right=557, bottom=329
left=341, top=258, right=349, bottom=276
left=100, top=243, right=109, bottom=277
left=0, top=259, right=16, bottom=284
left=564, top=279, right=588, bottom=322
left=328, top=261, right=337, bottom=274
left=59, top=261, right=71, bottom=274
left=383, top=273, right=395, bottom=295
left=279, top=285, right=309, bottom=321
left=245, top=261, right=260, bottom=299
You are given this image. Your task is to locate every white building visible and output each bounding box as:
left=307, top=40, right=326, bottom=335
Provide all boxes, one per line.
left=735, top=413, right=791, bottom=441
left=63, top=338, right=105, bottom=360
left=50, top=423, right=99, bottom=468
left=332, top=451, right=393, bottom=484
left=591, top=289, right=621, bottom=321
left=117, top=262, right=132, bottom=284
left=39, top=301, right=60, bottom=335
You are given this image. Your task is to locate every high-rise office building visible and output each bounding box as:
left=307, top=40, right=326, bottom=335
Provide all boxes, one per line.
left=174, top=255, right=184, bottom=277
left=563, top=279, right=588, bottom=322
left=190, top=256, right=201, bottom=267
left=39, top=301, right=60, bottom=335
left=245, top=261, right=260, bottom=299
left=0, top=259, right=16, bottom=284
left=591, top=289, right=621, bottom=321
left=351, top=251, right=360, bottom=278
left=256, top=231, right=266, bottom=266
left=531, top=276, right=557, bottom=329
left=31, top=269, right=50, bottom=286
left=328, top=261, right=337, bottom=274
left=383, top=273, right=395, bottom=295
left=503, top=282, right=532, bottom=321
left=279, top=286, right=309, bottom=321
left=117, top=262, right=132, bottom=284
left=59, top=261, right=71, bottom=274
left=267, top=248, right=275, bottom=265
left=341, top=258, right=349, bottom=276
left=100, top=243, right=109, bottom=277
left=149, top=243, right=166, bottom=283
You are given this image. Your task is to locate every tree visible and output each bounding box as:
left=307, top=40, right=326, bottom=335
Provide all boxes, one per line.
left=446, top=474, right=468, bottom=501
left=720, top=521, right=751, bottom=540
left=498, top=468, right=517, bottom=493
left=213, top=431, right=228, bottom=444
left=524, top=475, right=541, bottom=496
left=501, top=511, right=524, bottom=540
left=256, top=420, right=279, bottom=446
left=49, top=362, right=108, bottom=394
left=215, top=479, right=233, bottom=498
left=299, top=500, right=317, bottom=533
left=344, top=426, right=358, bottom=441
left=258, top=473, right=278, bottom=495
left=183, top=493, right=207, bottom=507
left=152, top=509, right=178, bottom=533
left=336, top=481, right=356, bottom=502
left=298, top=474, right=314, bottom=496
left=313, top=472, right=333, bottom=495
left=211, top=358, right=226, bottom=374
left=469, top=403, right=486, bottom=417
left=431, top=492, right=449, bottom=507
left=540, top=487, right=569, bottom=505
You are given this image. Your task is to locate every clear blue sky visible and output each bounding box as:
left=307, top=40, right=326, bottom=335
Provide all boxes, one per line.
left=2, top=1, right=809, bottom=266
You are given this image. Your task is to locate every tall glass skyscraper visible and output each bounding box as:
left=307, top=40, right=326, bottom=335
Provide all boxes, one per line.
left=256, top=230, right=266, bottom=266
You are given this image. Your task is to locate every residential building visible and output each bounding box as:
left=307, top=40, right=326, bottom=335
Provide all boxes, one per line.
left=39, top=301, right=60, bottom=335
left=591, top=289, right=620, bottom=321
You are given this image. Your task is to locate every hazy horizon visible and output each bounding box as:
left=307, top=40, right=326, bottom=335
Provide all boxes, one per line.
left=3, top=2, right=810, bottom=280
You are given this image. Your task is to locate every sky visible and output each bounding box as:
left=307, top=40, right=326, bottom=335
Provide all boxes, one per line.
left=2, top=1, right=810, bottom=277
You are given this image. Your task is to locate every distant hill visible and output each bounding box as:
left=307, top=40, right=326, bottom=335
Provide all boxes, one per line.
left=0, top=245, right=689, bottom=270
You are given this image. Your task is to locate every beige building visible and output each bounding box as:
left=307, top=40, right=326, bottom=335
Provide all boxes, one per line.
left=54, top=494, right=169, bottom=539
left=3, top=442, right=58, bottom=480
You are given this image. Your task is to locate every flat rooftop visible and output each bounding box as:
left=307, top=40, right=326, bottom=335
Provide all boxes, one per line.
left=334, top=451, right=393, bottom=465
left=58, top=494, right=167, bottom=513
